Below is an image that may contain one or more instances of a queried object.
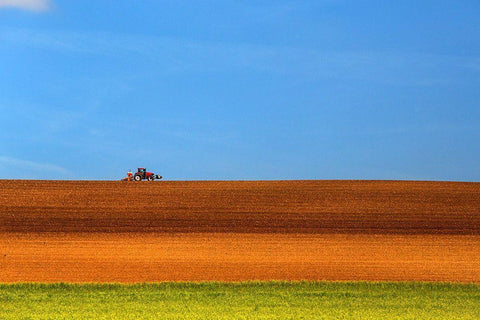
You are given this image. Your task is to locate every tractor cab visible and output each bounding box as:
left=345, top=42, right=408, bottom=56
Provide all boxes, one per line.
left=134, top=168, right=147, bottom=181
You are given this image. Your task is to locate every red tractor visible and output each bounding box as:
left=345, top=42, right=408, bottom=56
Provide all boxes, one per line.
left=134, top=168, right=162, bottom=181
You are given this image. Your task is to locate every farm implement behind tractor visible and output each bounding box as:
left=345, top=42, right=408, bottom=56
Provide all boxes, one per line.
left=122, top=168, right=163, bottom=181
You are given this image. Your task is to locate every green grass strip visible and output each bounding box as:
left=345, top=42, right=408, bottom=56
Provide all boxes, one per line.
left=1, top=281, right=479, bottom=319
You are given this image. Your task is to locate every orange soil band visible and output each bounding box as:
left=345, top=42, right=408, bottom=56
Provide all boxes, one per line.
left=1, top=233, right=479, bottom=283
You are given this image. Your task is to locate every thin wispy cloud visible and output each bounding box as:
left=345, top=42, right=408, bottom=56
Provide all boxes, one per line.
left=1, top=28, right=478, bottom=86
left=0, top=0, right=50, bottom=12
left=0, top=156, right=70, bottom=177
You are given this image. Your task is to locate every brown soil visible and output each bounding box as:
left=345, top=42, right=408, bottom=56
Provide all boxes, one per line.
left=1, top=180, right=479, bottom=282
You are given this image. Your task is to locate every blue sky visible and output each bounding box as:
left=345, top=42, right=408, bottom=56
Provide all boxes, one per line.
left=0, top=0, right=479, bottom=181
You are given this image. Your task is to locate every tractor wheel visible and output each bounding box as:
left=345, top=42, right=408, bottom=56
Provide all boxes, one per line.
left=134, top=174, right=142, bottom=181
left=148, top=175, right=155, bottom=181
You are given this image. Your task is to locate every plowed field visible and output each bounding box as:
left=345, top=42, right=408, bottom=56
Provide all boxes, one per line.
left=1, top=180, right=479, bottom=282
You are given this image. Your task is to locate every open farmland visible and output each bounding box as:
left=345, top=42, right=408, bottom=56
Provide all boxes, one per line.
left=1, top=282, right=480, bottom=320
left=1, top=180, right=479, bottom=282
left=0, top=282, right=480, bottom=320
